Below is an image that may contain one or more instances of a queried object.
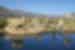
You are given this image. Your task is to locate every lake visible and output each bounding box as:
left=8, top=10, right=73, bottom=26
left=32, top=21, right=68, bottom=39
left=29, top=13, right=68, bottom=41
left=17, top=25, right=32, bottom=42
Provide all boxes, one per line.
left=0, top=32, right=75, bottom=50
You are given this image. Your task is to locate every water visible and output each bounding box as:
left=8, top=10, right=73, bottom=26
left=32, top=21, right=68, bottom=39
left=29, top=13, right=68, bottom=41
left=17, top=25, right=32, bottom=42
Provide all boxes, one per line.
left=64, top=33, right=75, bottom=48
left=0, top=32, right=75, bottom=50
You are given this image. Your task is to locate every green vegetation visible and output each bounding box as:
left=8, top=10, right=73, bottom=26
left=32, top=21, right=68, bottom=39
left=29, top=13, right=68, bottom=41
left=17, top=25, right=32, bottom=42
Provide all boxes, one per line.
left=0, top=17, right=64, bottom=33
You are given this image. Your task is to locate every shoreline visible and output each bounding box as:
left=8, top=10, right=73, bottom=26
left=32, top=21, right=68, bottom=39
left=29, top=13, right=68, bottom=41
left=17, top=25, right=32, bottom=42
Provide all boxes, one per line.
left=0, top=29, right=75, bottom=34
left=64, top=30, right=75, bottom=33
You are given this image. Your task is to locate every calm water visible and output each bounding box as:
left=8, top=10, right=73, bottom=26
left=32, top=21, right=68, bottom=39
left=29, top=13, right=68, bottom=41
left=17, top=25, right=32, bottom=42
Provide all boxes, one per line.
left=0, top=32, right=75, bottom=50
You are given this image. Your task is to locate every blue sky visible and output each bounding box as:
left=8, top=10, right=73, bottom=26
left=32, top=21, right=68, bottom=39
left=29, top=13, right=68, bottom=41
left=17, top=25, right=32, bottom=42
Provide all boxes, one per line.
left=0, top=0, right=75, bottom=15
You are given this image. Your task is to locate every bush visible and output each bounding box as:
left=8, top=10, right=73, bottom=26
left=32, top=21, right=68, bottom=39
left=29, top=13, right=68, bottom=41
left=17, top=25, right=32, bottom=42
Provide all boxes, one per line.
left=0, top=18, right=7, bottom=28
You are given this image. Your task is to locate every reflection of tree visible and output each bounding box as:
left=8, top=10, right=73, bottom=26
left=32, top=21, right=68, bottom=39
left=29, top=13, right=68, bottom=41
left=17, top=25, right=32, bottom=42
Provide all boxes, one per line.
left=64, top=38, right=72, bottom=46
left=51, top=27, right=56, bottom=39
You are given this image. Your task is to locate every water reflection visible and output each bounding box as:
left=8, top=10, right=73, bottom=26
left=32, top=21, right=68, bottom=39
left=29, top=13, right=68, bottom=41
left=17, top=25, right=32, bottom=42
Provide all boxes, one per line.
left=1, top=32, right=75, bottom=49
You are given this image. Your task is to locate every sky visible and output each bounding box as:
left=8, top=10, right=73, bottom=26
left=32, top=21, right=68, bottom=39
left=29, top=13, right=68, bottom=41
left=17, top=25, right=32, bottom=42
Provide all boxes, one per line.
left=0, top=0, right=75, bottom=15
